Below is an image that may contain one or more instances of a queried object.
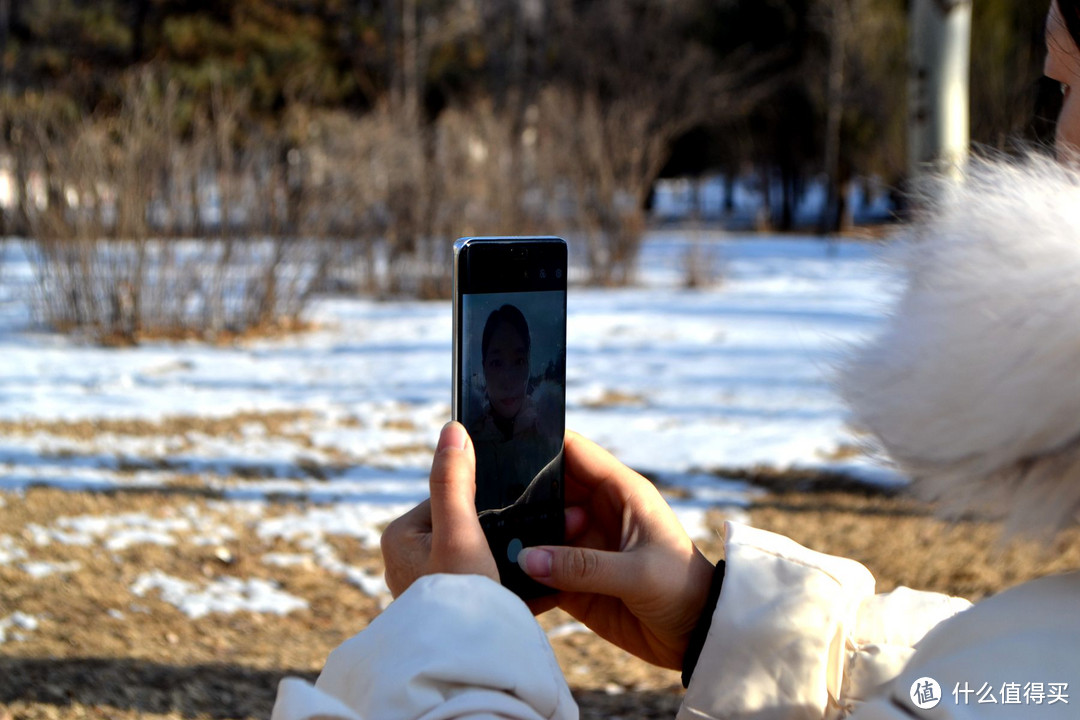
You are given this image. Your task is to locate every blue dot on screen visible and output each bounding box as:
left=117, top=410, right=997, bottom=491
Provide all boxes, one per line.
left=507, top=538, right=524, bottom=563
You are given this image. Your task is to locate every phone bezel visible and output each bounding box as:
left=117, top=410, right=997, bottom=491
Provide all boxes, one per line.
left=452, top=236, right=568, bottom=599
left=452, top=236, right=568, bottom=424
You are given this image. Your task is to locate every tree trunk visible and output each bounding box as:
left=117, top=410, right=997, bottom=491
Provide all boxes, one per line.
left=821, top=0, right=848, bottom=235
left=779, top=163, right=795, bottom=232
left=0, top=0, right=11, bottom=92
left=908, top=0, right=972, bottom=178
left=131, top=0, right=150, bottom=63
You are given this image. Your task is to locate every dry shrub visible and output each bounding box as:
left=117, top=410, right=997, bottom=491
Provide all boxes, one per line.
left=280, top=104, right=445, bottom=299
left=0, top=33, right=747, bottom=341
left=533, top=86, right=648, bottom=285
left=2, top=70, right=334, bottom=344
left=681, top=240, right=726, bottom=290
left=292, top=100, right=544, bottom=300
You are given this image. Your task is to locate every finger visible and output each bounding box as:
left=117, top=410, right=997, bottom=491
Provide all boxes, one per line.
left=384, top=538, right=432, bottom=597
left=428, top=422, right=474, bottom=522
left=564, top=506, right=588, bottom=540
left=388, top=498, right=433, bottom=536
left=379, top=499, right=431, bottom=568
left=381, top=500, right=433, bottom=597
left=525, top=595, right=561, bottom=616
left=563, top=430, right=621, bottom=487
left=518, top=544, right=639, bottom=597
left=428, top=422, right=486, bottom=560
left=564, top=430, right=648, bottom=499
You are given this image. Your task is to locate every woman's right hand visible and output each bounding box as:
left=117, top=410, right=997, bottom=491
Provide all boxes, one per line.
left=518, top=431, right=716, bottom=671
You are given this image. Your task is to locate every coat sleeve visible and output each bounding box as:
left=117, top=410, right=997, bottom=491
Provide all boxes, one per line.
left=846, top=571, right=1080, bottom=719
left=271, top=573, right=578, bottom=720
left=678, top=522, right=971, bottom=720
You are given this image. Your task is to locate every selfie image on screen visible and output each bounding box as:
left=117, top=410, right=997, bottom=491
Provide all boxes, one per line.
left=461, top=291, right=565, bottom=513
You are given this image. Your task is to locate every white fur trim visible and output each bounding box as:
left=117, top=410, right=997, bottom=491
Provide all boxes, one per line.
left=838, top=155, right=1080, bottom=536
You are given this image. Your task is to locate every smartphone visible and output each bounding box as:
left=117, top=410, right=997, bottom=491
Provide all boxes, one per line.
left=452, top=236, right=567, bottom=599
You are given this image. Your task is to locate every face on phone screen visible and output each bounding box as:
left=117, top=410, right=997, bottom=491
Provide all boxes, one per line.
left=460, top=290, right=566, bottom=514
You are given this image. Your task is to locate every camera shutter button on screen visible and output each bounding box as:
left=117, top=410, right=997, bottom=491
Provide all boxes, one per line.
left=507, top=537, right=524, bottom=563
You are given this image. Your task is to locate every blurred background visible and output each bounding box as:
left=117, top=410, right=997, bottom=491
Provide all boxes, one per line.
left=5, top=4, right=1080, bottom=718
left=0, top=0, right=1059, bottom=343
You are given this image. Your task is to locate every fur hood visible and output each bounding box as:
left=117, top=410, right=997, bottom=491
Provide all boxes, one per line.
left=838, top=155, right=1080, bottom=537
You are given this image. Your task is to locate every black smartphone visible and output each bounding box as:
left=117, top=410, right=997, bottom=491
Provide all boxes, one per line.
left=452, top=236, right=567, bottom=599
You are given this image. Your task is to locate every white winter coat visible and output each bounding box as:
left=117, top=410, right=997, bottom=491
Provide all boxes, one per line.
left=271, top=520, right=1078, bottom=719
left=273, top=157, right=1080, bottom=719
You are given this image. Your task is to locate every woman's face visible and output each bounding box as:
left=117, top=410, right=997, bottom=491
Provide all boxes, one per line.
left=483, top=321, right=530, bottom=419
left=1047, top=0, right=1080, bottom=158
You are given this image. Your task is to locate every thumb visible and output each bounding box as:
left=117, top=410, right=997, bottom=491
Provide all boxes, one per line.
left=518, top=545, right=637, bottom=597
left=428, top=422, right=485, bottom=561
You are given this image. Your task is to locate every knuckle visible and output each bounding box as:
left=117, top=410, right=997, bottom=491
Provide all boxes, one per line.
left=432, top=530, right=470, bottom=561
left=564, top=547, right=601, bottom=580
left=380, top=521, right=401, bottom=553
left=429, top=459, right=454, bottom=484
left=384, top=569, right=402, bottom=597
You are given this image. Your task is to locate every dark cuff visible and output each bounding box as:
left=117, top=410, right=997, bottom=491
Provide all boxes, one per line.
left=680, top=559, right=726, bottom=689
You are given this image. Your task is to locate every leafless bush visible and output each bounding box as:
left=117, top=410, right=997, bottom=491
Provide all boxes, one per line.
left=3, top=69, right=333, bottom=344
left=681, top=239, right=726, bottom=290
left=0, top=0, right=762, bottom=343
left=280, top=104, right=437, bottom=298
left=291, top=99, right=542, bottom=300
left=534, top=86, right=648, bottom=285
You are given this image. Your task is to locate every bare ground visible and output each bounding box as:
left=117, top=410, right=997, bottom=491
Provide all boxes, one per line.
left=2, top=416, right=1079, bottom=719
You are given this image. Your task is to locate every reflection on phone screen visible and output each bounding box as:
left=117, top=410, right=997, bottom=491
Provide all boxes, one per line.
left=461, top=291, right=566, bottom=514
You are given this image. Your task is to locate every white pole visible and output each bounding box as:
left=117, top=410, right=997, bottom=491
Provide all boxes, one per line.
left=908, top=0, right=972, bottom=178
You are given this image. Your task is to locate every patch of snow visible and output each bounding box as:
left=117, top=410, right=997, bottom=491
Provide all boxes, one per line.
left=0, top=232, right=907, bottom=568
left=131, top=570, right=308, bottom=619
left=257, top=502, right=417, bottom=549
left=28, top=512, right=193, bottom=550
left=547, top=621, right=591, bottom=639
left=106, top=530, right=178, bottom=551
left=20, top=560, right=82, bottom=578
left=0, top=611, right=39, bottom=644
left=0, top=535, right=27, bottom=565
left=256, top=507, right=398, bottom=599
left=339, top=565, right=390, bottom=599
left=262, top=553, right=314, bottom=569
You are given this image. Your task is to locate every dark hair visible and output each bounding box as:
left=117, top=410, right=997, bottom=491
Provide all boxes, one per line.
left=481, top=304, right=531, bottom=363
left=1061, top=0, right=1080, bottom=50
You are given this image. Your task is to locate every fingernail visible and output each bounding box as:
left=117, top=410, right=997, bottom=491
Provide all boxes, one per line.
left=518, top=547, right=553, bottom=578
left=437, top=422, right=468, bottom=451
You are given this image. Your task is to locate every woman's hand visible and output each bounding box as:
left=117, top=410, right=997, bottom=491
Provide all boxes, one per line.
left=381, top=422, right=498, bottom=597
left=381, top=424, right=715, bottom=671
left=518, top=431, right=715, bottom=670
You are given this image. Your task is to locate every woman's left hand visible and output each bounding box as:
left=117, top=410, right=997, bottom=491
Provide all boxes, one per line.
left=381, top=422, right=499, bottom=597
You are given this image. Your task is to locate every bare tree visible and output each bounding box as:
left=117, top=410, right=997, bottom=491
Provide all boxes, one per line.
left=819, top=0, right=853, bottom=233
left=536, top=0, right=761, bottom=284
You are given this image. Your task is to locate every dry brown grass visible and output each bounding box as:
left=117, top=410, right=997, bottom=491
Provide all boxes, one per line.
left=581, top=389, right=650, bottom=409
left=2, top=463, right=1078, bottom=718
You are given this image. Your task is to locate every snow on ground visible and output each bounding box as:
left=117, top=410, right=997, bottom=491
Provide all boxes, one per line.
left=0, top=230, right=902, bottom=617
left=130, top=570, right=309, bottom=619
left=0, top=611, right=39, bottom=644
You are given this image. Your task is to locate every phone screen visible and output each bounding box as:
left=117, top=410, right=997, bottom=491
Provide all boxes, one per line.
left=453, top=237, right=566, bottom=598
left=460, top=290, right=565, bottom=513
